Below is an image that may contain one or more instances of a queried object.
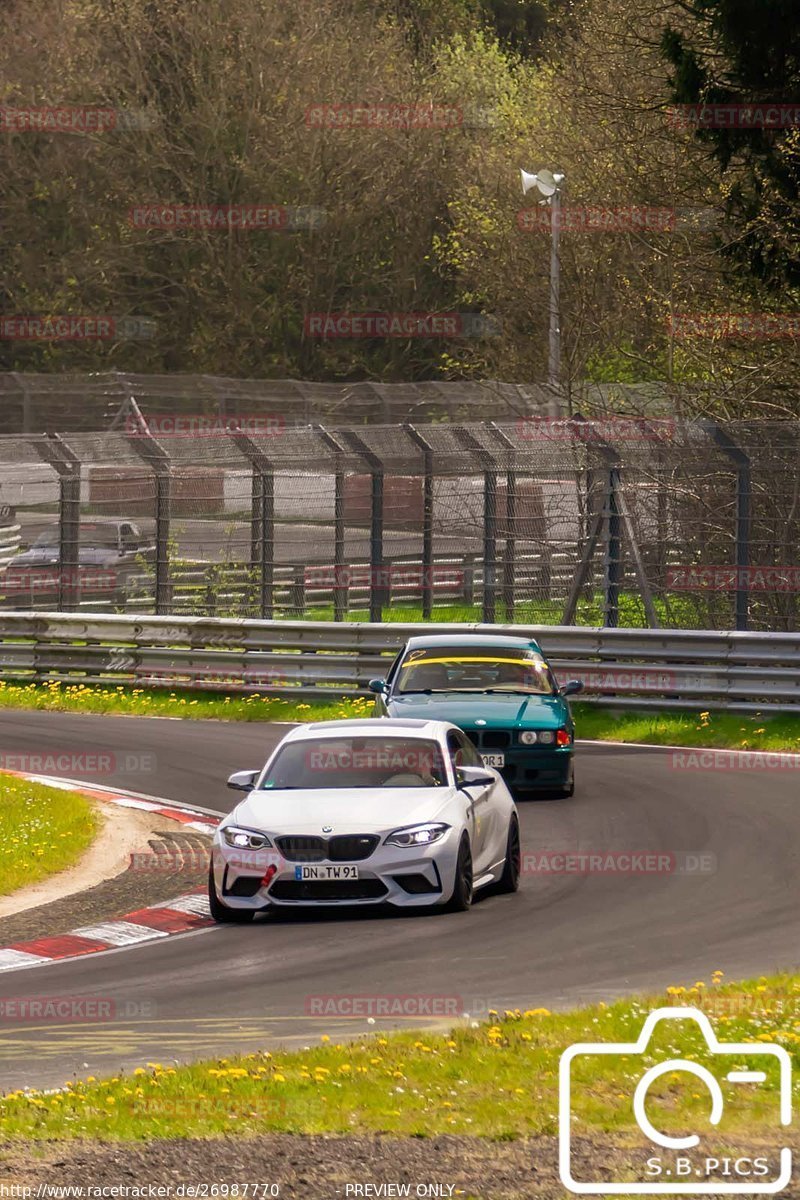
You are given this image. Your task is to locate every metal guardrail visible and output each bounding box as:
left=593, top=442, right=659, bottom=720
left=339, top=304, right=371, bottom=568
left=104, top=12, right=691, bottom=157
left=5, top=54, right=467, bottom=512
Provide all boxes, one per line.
left=0, top=612, right=799, bottom=713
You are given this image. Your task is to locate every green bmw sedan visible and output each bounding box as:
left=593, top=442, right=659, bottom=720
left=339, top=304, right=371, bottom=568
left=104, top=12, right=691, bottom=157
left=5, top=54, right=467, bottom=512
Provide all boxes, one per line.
left=369, top=633, right=583, bottom=798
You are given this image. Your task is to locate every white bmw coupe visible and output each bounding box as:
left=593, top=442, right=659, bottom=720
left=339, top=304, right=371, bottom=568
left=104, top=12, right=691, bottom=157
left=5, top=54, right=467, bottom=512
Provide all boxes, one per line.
left=209, top=718, right=520, bottom=921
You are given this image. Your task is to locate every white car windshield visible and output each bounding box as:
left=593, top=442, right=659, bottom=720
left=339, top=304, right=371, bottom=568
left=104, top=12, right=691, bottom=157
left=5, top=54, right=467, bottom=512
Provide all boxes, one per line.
left=260, top=737, right=448, bottom=789
left=395, top=646, right=554, bottom=695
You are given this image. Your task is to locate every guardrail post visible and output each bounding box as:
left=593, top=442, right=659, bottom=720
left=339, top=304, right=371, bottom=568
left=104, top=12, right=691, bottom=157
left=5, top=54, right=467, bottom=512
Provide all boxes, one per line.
left=453, top=427, right=497, bottom=622
left=337, top=431, right=386, bottom=621
left=125, top=402, right=172, bottom=614
left=317, top=427, right=347, bottom=621
left=33, top=435, right=81, bottom=612
left=231, top=433, right=275, bottom=619
left=699, top=421, right=752, bottom=631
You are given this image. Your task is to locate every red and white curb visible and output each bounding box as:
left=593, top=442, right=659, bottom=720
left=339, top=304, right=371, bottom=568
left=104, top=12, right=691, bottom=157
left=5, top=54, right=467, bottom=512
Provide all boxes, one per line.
left=0, top=775, right=221, bottom=974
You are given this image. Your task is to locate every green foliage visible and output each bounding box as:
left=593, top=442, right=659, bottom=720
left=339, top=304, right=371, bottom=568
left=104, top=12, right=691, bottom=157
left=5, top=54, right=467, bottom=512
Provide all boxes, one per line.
left=661, top=0, right=800, bottom=290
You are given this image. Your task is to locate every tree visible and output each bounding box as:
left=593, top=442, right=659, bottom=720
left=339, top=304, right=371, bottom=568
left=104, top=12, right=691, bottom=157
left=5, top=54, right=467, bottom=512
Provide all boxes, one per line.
left=662, top=0, right=800, bottom=291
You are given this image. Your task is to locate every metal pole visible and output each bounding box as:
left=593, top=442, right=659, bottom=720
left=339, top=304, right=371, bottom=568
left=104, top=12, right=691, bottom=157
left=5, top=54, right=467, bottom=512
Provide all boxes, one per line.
left=261, top=469, right=274, bottom=620
left=603, top=468, right=622, bottom=627
left=337, top=431, right=386, bottom=622
left=33, top=436, right=81, bottom=613
left=317, top=427, right=347, bottom=622
left=153, top=469, right=172, bottom=614
left=698, top=421, right=751, bottom=632
left=483, top=469, right=498, bottom=624
left=487, top=422, right=517, bottom=621
left=547, top=183, right=562, bottom=418
left=735, top=461, right=751, bottom=632
left=404, top=424, right=434, bottom=620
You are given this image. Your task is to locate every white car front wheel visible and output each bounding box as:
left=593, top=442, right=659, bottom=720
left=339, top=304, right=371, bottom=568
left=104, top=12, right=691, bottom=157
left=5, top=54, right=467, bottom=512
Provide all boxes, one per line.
left=208, top=863, right=255, bottom=923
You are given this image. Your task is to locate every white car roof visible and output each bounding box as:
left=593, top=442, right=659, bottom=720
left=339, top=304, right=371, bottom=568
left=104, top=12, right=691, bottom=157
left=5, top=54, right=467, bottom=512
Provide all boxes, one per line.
left=281, top=718, right=451, bottom=742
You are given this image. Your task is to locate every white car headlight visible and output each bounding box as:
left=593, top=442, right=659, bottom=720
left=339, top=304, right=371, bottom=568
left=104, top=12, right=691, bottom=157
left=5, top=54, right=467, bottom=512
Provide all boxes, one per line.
left=385, top=823, right=450, bottom=848
left=520, top=729, right=555, bottom=745
left=519, top=730, right=538, bottom=744
left=536, top=731, right=556, bottom=744
left=222, top=826, right=272, bottom=850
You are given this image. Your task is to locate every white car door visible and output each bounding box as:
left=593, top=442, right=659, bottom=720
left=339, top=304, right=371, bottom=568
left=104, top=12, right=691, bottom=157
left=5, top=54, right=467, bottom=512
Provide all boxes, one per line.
left=448, top=729, right=495, bottom=875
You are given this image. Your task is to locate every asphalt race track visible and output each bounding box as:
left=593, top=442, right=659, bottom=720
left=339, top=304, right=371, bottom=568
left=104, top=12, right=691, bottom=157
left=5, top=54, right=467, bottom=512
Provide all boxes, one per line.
left=1, top=710, right=798, bottom=1092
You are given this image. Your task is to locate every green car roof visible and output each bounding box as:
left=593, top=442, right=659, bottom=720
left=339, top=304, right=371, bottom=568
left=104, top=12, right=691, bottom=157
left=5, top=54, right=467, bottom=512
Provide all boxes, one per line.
left=403, top=633, right=543, bottom=653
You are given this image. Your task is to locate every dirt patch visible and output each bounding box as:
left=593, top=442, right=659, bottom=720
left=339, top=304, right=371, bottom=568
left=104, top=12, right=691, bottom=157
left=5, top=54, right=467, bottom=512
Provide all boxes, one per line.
left=0, top=808, right=210, bottom=945
left=1, top=1136, right=797, bottom=1199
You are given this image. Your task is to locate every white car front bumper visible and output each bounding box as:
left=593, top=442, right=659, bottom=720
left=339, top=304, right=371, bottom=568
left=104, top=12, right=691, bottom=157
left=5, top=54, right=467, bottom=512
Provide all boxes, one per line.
left=210, top=828, right=462, bottom=910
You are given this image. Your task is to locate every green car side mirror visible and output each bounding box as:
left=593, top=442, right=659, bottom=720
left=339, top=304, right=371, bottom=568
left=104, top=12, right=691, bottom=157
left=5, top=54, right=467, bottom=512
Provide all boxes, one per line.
left=368, top=678, right=388, bottom=694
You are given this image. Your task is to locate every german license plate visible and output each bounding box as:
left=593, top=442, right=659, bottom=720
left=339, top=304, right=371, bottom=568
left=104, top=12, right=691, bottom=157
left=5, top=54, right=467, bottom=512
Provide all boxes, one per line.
left=481, top=753, right=504, bottom=768
left=294, top=864, right=360, bottom=880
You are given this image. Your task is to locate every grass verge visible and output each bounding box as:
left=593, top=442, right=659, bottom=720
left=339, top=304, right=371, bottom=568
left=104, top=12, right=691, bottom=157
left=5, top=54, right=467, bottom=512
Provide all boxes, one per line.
left=1, top=680, right=799, bottom=752
left=0, top=773, right=97, bottom=897
left=0, top=972, right=796, bottom=1140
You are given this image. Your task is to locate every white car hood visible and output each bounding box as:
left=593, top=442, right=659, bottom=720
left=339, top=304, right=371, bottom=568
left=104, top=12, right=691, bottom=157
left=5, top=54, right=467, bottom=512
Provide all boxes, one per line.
left=230, top=786, right=458, bottom=835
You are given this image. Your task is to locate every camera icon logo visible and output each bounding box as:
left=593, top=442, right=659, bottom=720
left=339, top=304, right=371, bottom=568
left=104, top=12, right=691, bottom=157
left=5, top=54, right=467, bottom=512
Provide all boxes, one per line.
left=559, top=1006, right=791, bottom=1194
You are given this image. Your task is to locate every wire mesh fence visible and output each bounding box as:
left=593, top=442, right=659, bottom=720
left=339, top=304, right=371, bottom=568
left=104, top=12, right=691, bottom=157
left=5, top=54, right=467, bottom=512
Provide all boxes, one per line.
left=0, top=414, right=797, bottom=630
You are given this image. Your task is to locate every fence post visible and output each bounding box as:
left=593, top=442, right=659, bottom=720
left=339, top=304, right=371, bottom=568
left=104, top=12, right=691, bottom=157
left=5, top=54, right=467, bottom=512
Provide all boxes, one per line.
left=699, top=421, right=751, bottom=632
left=290, top=564, right=305, bottom=616
left=317, top=427, right=347, bottom=621
left=404, top=423, right=434, bottom=618
left=125, top=401, right=172, bottom=614
left=231, top=433, right=275, bottom=620
left=337, top=430, right=386, bottom=621
left=488, top=422, right=517, bottom=621
left=453, top=427, right=497, bottom=622
left=603, top=468, right=622, bottom=627
left=33, top=435, right=81, bottom=612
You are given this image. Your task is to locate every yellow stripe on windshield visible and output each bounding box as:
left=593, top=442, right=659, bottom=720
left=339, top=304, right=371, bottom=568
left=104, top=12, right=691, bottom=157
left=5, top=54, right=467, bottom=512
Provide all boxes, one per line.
left=404, top=656, right=543, bottom=667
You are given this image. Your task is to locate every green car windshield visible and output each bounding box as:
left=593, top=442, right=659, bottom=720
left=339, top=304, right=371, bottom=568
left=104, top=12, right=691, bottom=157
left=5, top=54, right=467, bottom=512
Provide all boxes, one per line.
left=395, top=646, right=555, bottom=695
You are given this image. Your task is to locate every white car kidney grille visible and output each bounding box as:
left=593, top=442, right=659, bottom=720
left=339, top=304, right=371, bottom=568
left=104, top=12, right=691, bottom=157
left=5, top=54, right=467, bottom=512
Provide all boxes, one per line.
left=275, top=834, right=380, bottom=862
